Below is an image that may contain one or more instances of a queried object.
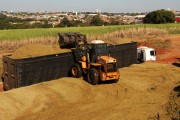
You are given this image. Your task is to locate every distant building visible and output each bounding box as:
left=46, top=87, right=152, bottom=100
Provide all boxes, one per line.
left=134, top=15, right=145, bottom=19
left=134, top=15, right=145, bottom=24
left=88, top=14, right=98, bottom=16
left=176, top=16, right=180, bottom=23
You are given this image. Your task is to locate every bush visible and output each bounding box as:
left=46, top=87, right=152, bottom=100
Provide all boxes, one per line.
left=144, top=9, right=175, bottom=24
left=90, top=15, right=103, bottom=26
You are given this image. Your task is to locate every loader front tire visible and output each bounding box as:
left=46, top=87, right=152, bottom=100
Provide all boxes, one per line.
left=71, top=63, right=82, bottom=78
left=87, top=68, right=99, bottom=85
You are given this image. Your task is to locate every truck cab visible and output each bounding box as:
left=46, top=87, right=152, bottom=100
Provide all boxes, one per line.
left=137, top=46, right=156, bottom=62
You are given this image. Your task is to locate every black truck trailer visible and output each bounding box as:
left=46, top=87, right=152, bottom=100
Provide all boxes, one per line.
left=1, top=42, right=137, bottom=90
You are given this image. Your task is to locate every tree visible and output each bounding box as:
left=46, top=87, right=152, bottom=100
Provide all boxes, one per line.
left=42, top=20, right=51, bottom=28
left=144, top=9, right=175, bottom=24
left=0, top=14, right=7, bottom=20
left=109, top=18, right=119, bottom=25
left=144, top=11, right=165, bottom=24
left=70, top=20, right=83, bottom=27
left=59, top=17, right=70, bottom=27
left=157, top=9, right=175, bottom=23
left=0, top=14, right=10, bottom=29
left=90, top=15, right=103, bottom=26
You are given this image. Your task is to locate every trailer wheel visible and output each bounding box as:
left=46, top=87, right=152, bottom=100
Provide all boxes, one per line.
left=87, top=68, right=99, bottom=85
left=71, top=63, right=82, bottom=78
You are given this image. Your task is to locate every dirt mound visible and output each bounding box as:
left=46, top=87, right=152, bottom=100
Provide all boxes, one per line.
left=166, top=84, right=180, bottom=119
left=0, top=63, right=179, bottom=120
left=0, top=78, right=89, bottom=120
left=10, top=44, right=71, bottom=59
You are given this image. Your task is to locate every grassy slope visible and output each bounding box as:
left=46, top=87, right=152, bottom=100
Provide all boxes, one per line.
left=0, top=24, right=180, bottom=41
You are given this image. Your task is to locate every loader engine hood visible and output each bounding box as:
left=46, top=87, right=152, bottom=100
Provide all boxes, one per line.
left=97, top=56, right=117, bottom=64
left=97, top=56, right=117, bottom=72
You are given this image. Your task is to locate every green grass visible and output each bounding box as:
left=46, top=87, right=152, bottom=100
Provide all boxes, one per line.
left=0, top=24, right=180, bottom=41
left=169, top=29, right=180, bottom=34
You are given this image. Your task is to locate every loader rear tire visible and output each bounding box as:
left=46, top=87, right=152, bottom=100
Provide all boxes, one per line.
left=71, top=63, right=82, bottom=78
left=87, top=68, right=99, bottom=85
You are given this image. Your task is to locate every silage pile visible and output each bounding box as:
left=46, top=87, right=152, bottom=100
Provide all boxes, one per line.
left=166, top=84, right=180, bottom=119
left=0, top=63, right=179, bottom=120
left=10, top=44, right=71, bottom=59
left=0, top=59, right=3, bottom=83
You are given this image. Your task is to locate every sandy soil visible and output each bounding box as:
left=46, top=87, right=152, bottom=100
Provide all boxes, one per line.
left=0, top=62, right=179, bottom=120
left=156, top=35, right=180, bottom=64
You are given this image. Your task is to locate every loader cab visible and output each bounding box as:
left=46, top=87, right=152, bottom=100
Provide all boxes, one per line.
left=88, top=40, right=108, bottom=62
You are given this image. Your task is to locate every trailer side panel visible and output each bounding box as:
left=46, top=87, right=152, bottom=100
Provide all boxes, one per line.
left=108, top=42, right=137, bottom=68
left=2, top=52, right=74, bottom=90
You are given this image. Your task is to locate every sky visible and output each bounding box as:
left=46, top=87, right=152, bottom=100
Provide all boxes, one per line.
left=0, top=0, right=180, bottom=13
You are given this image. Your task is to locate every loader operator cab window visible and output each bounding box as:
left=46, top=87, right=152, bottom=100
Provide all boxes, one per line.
left=88, top=43, right=107, bottom=55
left=96, top=44, right=107, bottom=55
left=88, top=43, right=107, bottom=63
left=150, top=50, right=156, bottom=56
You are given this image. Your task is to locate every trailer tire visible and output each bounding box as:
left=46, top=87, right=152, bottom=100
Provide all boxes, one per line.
left=87, top=68, right=99, bottom=85
left=71, top=63, right=82, bottom=78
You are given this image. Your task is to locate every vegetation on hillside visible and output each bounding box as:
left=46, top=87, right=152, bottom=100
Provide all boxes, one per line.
left=0, top=14, right=123, bottom=30
left=0, top=14, right=52, bottom=29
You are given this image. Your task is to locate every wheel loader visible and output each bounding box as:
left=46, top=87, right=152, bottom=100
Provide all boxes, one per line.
left=58, top=33, right=120, bottom=84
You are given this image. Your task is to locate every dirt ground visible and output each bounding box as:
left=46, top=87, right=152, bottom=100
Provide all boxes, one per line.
left=137, top=34, right=180, bottom=64
left=0, top=35, right=179, bottom=120
left=156, top=35, right=180, bottom=64
left=0, top=63, right=179, bottom=120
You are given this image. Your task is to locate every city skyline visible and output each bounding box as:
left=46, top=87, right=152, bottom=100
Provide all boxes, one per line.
left=0, top=0, right=180, bottom=13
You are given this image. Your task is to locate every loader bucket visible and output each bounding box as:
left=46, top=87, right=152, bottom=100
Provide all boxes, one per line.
left=58, top=33, right=87, bottom=48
